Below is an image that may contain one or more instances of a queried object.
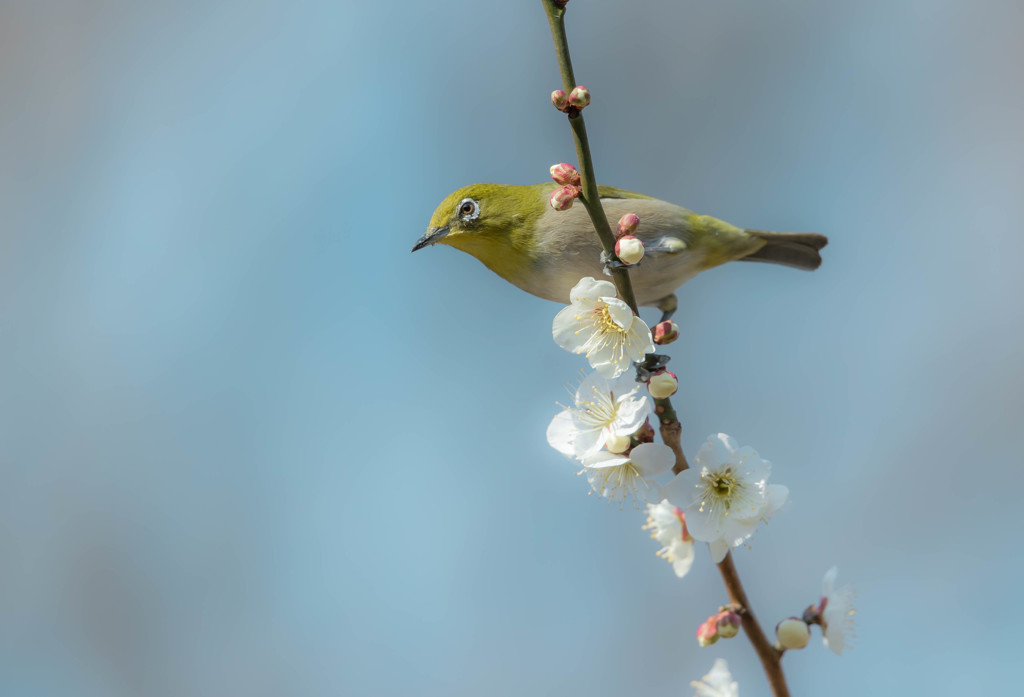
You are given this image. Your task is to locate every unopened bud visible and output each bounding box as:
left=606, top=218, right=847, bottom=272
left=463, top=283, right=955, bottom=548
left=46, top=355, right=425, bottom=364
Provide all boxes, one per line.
left=802, top=602, right=823, bottom=626
left=615, top=235, right=645, bottom=265
left=647, top=370, right=678, bottom=399
left=617, top=213, right=640, bottom=237
left=696, top=617, right=719, bottom=647
left=653, top=320, right=679, bottom=345
left=551, top=89, right=569, bottom=112
left=549, top=185, right=579, bottom=211
left=716, top=610, right=742, bottom=639
left=605, top=433, right=631, bottom=454
left=549, top=162, right=581, bottom=187
left=633, top=420, right=655, bottom=444
left=568, top=85, right=591, bottom=108
left=776, top=618, right=811, bottom=650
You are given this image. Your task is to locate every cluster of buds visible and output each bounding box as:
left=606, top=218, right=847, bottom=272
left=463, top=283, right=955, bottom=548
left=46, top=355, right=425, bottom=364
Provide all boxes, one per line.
left=614, top=213, right=645, bottom=266
left=697, top=608, right=743, bottom=647
left=551, top=85, right=591, bottom=113
left=647, top=369, right=678, bottom=399
left=549, top=162, right=583, bottom=211
left=775, top=617, right=811, bottom=650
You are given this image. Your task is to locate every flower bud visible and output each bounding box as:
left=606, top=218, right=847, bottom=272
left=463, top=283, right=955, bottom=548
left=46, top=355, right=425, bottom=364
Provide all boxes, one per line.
left=696, top=617, right=719, bottom=647
left=776, top=618, right=811, bottom=650
left=633, top=420, right=655, bottom=444
left=615, top=235, right=645, bottom=265
left=605, top=433, right=631, bottom=454
left=652, top=320, right=679, bottom=345
left=617, top=213, right=640, bottom=237
left=647, top=370, right=678, bottom=399
left=549, top=162, right=581, bottom=187
left=551, top=89, right=569, bottom=112
left=717, top=611, right=742, bottom=639
left=802, top=602, right=823, bottom=626
left=549, top=185, right=579, bottom=211
left=568, top=85, right=591, bottom=108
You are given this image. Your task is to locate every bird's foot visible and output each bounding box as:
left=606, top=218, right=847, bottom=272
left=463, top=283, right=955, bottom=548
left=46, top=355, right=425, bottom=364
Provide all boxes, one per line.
left=600, top=250, right=635, bottom=276
left=634, top=353, right=671, bottom=383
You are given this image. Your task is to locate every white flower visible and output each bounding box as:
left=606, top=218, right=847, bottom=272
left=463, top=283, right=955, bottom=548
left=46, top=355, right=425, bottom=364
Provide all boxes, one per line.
left=660, top=433, right=788, bottom=563
left=546, top=372, right=651, bottom=459
left=552, top=277, right=654, bottom=379
left=582, top=442, right=674, bottom=502
left=691, top=658, right=738, bottom=697
left=642, top=499, right=695, bottom=578
left=820, top=566, right=856, bottom=655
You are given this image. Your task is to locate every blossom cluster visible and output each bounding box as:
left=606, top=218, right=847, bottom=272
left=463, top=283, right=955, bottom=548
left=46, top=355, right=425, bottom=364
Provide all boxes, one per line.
left=540, top=150, right=853, bottom=693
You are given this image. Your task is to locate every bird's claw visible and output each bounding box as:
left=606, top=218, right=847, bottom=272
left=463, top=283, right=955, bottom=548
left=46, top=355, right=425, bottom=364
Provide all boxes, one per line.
left=600, top=250, right=635, bottom=276
left=634, top=353, right=671, bottom=382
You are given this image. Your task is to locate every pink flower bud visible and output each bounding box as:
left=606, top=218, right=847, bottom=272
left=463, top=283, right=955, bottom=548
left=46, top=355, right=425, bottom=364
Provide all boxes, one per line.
left=617, top=213, right=640, bottom=237
left=648, top=370, right=678, bottom=399
left=549, top=185, right=579, bottom=211
left=551, top=89, right=569, bottom=112
left=652, top=320, right=679, bottom=345
left=614, top=235, right=645, bottom=265
left=549, top=162, right=581, bottom=187
left=776, top=618, right=810, bottom=650
left=696, top=616, right=719, bottom=647
left=568, top=85, right=591, bottom=108
left=716, top=611, right=742, bottom=639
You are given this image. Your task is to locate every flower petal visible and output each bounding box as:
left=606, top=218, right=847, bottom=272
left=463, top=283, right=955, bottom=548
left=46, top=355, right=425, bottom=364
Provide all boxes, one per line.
left=629, top=442, right=675, bottom=477
left=764, top=484, right=789, bottom=515
left=571, top=425, right=604, bottom=458
left=659, top=469, right=704, bottom=510
left=582, top=450, right=629, bottom=469
left=570, top=277, right=616, bottom=304
left=695, top=433, right=738, bottom=469
left=708, top=538, right=730, bottom=564
left=552, top=305, right=587, bottom=353
left=671, top=539, right=695, bottom=578
left=546, top=409, right=577, bottom=457
left=603, top=297, right=635, bottom=330
left=822, top=565, right=838, bottom=596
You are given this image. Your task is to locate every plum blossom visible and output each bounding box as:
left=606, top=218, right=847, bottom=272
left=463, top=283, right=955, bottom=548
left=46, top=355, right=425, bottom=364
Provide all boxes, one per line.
left=660, top=433, right=788, bottom=563
left=581, top=442, right=673, bottom=502
left=546, top=372, right=650, bottom=459
left=820, top=566, right=856, bottom=654
left=642, top=499, right=695, bottom=578
left=690, top=658, right=738, bottom=697
left=552, top=277, right=653, bottom=379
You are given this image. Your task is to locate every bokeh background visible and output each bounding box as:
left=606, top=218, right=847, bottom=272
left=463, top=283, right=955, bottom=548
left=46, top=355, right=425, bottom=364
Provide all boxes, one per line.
left=2, top=1, right=1022, bottom=695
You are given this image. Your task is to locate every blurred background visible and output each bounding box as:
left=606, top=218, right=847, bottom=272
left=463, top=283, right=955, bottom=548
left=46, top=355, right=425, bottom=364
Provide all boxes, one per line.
left=1, top=0, right=1021, bottom=695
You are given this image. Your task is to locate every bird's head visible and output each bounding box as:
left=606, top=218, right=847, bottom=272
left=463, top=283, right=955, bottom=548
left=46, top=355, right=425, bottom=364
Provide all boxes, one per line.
left=412, top=183, right=546, bottom=260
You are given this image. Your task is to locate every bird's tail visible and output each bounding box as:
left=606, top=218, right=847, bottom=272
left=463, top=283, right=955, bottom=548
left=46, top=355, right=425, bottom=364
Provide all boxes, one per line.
left=740, top=230, right=829, bottom=271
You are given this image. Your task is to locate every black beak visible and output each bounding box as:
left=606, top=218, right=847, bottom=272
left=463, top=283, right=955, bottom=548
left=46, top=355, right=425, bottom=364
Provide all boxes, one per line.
left=411, top=226, right=450, bottom=252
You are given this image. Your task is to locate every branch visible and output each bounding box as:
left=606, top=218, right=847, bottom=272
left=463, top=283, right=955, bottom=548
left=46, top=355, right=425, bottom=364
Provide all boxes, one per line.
left=540, top=6, right=791, bottom=694
left=717, top=553, right=791, bottom=697
left=541, top=0, right=639, bottom=313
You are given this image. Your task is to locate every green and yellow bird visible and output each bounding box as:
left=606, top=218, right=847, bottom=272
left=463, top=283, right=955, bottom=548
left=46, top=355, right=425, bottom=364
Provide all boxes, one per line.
left=413, top=183, right=827, bottom=319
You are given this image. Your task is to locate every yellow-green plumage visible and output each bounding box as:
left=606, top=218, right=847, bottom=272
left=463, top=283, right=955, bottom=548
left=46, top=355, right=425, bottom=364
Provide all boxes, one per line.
left=416, top=183, right=826, bottom=311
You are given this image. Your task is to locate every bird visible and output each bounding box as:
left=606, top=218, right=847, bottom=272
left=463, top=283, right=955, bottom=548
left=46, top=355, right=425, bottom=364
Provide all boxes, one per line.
left=413, top=183, right=827, bottom=321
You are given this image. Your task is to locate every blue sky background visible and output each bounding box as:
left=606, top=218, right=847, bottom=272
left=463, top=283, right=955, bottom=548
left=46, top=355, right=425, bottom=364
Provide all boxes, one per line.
left=2, top=1, right=1022, bottom=695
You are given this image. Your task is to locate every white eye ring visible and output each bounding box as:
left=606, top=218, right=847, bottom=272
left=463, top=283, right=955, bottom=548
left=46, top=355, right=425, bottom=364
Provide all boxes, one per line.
left=457, top=198, right=480, bottom=221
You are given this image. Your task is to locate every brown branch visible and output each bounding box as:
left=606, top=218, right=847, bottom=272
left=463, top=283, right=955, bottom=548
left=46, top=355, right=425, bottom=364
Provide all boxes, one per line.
left=540, top=4, right=790, bottom=694
left=654, top=397, right=689, bottom=474
left=717, top=553, right=790, bottom=697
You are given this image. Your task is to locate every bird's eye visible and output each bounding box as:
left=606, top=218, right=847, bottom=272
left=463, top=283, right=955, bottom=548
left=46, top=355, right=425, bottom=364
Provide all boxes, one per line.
left=458, top=198, right=480, bottom=220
